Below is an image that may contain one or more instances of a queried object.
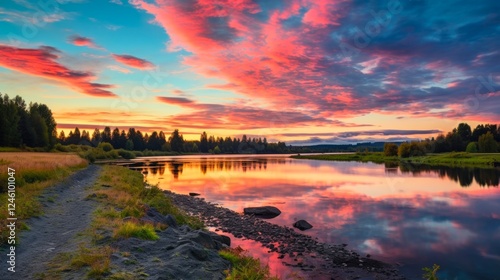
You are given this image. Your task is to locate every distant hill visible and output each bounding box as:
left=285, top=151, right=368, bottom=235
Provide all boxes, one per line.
left=290, top=142, right=404, bottom=153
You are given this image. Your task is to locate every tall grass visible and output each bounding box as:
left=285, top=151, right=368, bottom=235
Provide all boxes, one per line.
left=219, top=247, right=280, bottom=280
left=0, top=153, right=87, bottom=245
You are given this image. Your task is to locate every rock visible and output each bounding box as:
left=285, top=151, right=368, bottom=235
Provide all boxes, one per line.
left=140, top=207, right=177, bottom=227
left=293, top=220, right=313, bottom=231
left=165, top=214, right=177, bottom=228
left=243, top=206, right=281, bottom=219
left=208, top=232, right=231, bottom=247
left=189, top=192, right=201, bottom=196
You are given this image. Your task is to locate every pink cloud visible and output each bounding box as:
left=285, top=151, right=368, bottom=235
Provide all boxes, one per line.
left=155, top=95, right=347, bottom=130
left=112, top=54, right=154, bottom=70
left=131, top=0, right=363, bottom=119
left=69, top=35, right=99, bottom=49
left=0, top=44, right=116, bottom=97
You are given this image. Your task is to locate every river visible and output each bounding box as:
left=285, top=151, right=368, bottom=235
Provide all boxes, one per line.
left=122, top=154, right=500, bottom=280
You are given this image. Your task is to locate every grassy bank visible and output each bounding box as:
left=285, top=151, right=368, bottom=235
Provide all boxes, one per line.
left=292, top=152, right=500, bottom=168
left=0, top=152, right=87, bottom=245
left=45, top=165, right=203, bottom=278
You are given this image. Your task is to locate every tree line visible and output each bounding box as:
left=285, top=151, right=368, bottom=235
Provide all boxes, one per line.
left=0, top=94, right=57, bottom=148
left=1, top=94, right=498, bottom=155
left=384, top=123, right=500, bottom=157
left=58, top=127, right=290, bottom=154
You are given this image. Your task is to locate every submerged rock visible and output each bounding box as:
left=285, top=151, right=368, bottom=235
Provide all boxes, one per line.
left=243, top=206, right=281, bottom=219
left=293, top=220, right=313, bottom=231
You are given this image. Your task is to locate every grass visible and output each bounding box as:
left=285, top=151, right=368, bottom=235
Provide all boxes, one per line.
left=69, top=245, right=115, bottom=278
left=114, top=222, right=159, bottom=240
left=91, top=165, right=204, bottom=232
left=220, top=246, right=280, bottom=280
left=0, top=152, right=87, bottom=245
left=422, top=264, right=440, bottom=280
left=293, top=152, right=500, bottom=168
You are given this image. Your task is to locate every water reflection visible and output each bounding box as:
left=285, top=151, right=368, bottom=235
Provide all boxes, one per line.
left=384, top=162, right=500, bottom=187
left=126, top=156, right=500, bottom=280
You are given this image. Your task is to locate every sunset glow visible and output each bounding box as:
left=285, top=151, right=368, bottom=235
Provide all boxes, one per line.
left=0, top=0, right=498, bottom=144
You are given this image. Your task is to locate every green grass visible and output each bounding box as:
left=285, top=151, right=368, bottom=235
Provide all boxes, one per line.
left=293, top=152, right=500, bottom=168
left=219, top=247, right=280, bottom=280
left=114, top=222, right=159, bottom=240
left=422, top=264, right=440, bottom=280
left=92, top=165, right=204, bottom=230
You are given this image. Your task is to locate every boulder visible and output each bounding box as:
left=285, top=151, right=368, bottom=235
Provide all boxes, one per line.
left=208, top=232, right=231, bottom=247
left=293, top=220, right=313, bottom=231
left=243, top=206, right=281, bottom=219
left=140, top=207, right=177, bottom=227
left=164, top=214, right=178, bottom=228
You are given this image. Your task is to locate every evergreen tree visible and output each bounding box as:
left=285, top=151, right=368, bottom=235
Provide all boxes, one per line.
left=169, top=129, right=184, bottom=152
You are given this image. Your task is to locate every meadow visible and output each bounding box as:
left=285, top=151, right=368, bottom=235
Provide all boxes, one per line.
left=0, top=152, right=87, bottom=245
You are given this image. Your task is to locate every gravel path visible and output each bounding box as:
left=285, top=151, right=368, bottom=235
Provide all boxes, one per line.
left=0, top=165, right=101, bottom=280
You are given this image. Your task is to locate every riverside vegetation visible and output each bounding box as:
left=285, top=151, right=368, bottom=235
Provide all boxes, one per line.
left=293, top=151, right=500, bottom=168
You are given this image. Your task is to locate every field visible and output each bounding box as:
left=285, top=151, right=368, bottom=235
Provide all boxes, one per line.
left=0, top=152, right=87, bottom=245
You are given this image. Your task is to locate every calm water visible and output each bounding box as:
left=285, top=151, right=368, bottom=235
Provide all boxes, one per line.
left=125, top=155, right=500, bottom=280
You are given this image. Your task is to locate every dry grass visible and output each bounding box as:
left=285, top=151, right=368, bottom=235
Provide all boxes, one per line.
left=0, top=152, right=87, bottom=173
left=0, top=152, right=88, bottom=245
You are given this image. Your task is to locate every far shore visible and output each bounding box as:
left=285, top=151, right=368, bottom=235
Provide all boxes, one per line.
left=292, top=152, right=500, bottom=169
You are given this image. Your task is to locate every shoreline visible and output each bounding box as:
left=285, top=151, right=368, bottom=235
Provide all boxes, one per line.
left=163, top=190, right=406, bottom=280
left=292, top=152, right=500, bottom=169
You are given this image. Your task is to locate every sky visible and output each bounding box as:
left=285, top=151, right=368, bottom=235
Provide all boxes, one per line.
left=0, top=0, right=498, bottom=145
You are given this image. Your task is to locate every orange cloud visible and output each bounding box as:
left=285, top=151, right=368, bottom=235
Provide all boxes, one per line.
left=0, top=44, right=116, bottom=97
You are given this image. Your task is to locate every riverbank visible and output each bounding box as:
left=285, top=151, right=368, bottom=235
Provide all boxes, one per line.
left=164, top=190, right=405, bottom=280
left=292, top=152, right=500, bottom=168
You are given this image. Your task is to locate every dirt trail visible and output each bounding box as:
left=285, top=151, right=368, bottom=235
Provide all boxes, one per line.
left=1, top=165, right=101, bottom=280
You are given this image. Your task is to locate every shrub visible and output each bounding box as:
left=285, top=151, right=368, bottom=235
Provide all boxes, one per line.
left=98, top=142, right=114, bottom=152
left=398, top=143, right=411, bottom=158
left=54, top=143, right=70, bottom=152
left=213, top=145, right=221, bottom=154
left=117, top=149, right=136, bottom=159
left=383, top=143, right=398, bottom=156
left=409, top=142, right=426, bottom=157
left=478, top=132, right=497, bottom=153
left=465, top=142, right=478, bottom=153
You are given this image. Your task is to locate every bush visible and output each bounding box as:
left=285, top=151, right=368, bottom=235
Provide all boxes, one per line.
left=398, top=143, right=411, bottom=158
left=54, top=143, right=70, bottom=152
left=98, top=142, right=113, bottom=152
left=213, top=145, right=221, bottom=154
left=117, top=149, right=136, bottom=159
left=465, top=142, right=478, bottom=153
left=409, top=142, right=426, bottom=157
left=384, top=143, right=398, bottom=156
left=478, top=132, right=497, bottom=153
